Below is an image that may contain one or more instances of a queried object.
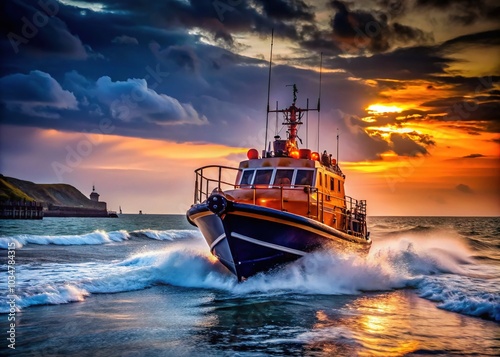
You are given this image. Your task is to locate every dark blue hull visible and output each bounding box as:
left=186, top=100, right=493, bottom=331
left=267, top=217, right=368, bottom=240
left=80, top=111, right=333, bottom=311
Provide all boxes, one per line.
left=187, top=198, right=371, bottom=281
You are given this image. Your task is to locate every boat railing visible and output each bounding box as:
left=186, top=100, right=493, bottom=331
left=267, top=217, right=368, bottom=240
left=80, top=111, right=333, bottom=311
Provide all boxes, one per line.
left=193, top=165, right=368, bottom=238
left=194, top=165, right=242, bottom=204
left=193, top=165, right=314, bottom=206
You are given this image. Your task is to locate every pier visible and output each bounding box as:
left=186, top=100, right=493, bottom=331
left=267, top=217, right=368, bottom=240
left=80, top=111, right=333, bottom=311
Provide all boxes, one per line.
left=0, top=201, right=44, bottom=219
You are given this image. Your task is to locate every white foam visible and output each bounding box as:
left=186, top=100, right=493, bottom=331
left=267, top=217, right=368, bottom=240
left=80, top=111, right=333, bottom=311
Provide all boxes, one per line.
left=0, top=230, right=129, bottom=249
left=2, top=231, right=498, bottom=321
left=0, top=285, right=89, bottom=312
left=0, top=229, right=200, bottom=249
left=131, top=229, right=200, bottom=241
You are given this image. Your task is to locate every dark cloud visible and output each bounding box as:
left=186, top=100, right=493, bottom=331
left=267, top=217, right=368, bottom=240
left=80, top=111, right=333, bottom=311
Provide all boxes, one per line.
left=1, top=0, right=87, bottom=58
left=0, top=69, right=208, bottom=128
left=150, top=43, right=200, bottom=73
left=328, top=0, right=433, bottom=54
left=85, top=0, right=312, bottom=47
left=0, top=0, right=498, bottom=164
left=0, top=70, right=78, bottom=118
left=256, top=0, right=314, bottom=21
left=416, top=0, right=499, bottom=25
left=462, top=154, right=485, bottom=158
left=390, top=132, right=429, bottom=156
left=330, top=45, right=452, bottom=80
left=340, top=115, right=392, bottom=160
left=445, top=102, right=500, bottom=125
left=441, top=29, right=500, bottom=48
left=455, top=183, right=474, bottom=194
left=92, top=76, right=208, bottom=125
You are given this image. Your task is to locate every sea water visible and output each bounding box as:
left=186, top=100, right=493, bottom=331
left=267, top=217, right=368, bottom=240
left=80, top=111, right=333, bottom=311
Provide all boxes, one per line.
left=0, top=215, right=499, bottom=356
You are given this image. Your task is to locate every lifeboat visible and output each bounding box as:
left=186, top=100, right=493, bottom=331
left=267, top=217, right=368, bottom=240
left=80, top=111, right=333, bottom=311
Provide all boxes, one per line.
left=186, top=84, right=370, bottom=281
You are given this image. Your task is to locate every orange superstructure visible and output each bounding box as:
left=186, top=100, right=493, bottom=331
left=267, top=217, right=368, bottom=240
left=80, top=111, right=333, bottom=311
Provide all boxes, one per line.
left=187, top=84, right=370, bottom=281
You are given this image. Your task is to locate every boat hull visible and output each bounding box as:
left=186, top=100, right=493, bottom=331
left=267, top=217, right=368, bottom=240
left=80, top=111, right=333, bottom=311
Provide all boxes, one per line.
left=187, top=197, right=371, bottom=281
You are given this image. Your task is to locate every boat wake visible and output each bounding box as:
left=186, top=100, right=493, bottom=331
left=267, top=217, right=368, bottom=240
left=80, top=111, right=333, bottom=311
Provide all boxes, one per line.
left=1, top=230, right=498, bottom=321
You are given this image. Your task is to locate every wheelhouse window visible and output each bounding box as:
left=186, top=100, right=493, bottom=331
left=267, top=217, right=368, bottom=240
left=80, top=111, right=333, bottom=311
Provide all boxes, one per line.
left=240, top=170, right=255, bottom=186
left=254, top=169, right=274, bottom=185
left=273, top=169, right=294, bottom=185
left=330, top=177, right=335, bottom=191
left=296, top=169, right=314, bottom=186
left=338, top=179, right=341, bottom=192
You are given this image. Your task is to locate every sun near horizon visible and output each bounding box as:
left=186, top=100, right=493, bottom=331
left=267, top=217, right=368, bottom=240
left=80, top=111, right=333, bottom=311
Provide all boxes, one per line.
left=0, top=0, right=498, bottom=217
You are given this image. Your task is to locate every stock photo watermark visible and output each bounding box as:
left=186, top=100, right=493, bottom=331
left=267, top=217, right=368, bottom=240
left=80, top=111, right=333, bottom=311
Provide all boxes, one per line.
left=50, top=62, right=170, bottom=181
left=384, top=75, right=495, bottom=192
left=6, top=242, right=17, bottom=350
left=51, top=118, right=115, bottom=181
left=7, top=0, right=60, bottom=54
left=213, top=0, right=244, bottom=22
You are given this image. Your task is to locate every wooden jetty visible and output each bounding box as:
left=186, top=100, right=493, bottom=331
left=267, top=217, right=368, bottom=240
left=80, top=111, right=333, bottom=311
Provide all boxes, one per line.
left=0, top=201, right=44, bottom=219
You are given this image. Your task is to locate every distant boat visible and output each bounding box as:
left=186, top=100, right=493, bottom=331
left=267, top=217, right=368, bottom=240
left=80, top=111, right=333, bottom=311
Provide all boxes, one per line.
left=139, top=210, right=143, bottom=215
left=187, top=84, right=370, bottom=282
left=119, top=206, right=122, bottom=214
left=107, top=210, right=118, bottom=218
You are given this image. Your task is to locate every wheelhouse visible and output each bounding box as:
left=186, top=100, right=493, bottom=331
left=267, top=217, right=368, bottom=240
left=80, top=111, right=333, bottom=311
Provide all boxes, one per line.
left=238, top=167, right=314, bottom=188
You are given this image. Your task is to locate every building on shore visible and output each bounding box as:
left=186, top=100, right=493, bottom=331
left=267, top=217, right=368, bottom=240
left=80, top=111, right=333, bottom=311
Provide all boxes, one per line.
left=45, top=185, right=112, bottom=217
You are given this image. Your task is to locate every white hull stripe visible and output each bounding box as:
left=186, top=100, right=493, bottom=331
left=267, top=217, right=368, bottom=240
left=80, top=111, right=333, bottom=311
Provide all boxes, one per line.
left=231, top=232, right=306, bottom=256
left=210, top=233, right=227, bottom=251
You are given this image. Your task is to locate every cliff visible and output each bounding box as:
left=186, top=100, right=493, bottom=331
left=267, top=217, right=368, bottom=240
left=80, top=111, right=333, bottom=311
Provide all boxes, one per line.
left=0, top=175, right=110, bottom=217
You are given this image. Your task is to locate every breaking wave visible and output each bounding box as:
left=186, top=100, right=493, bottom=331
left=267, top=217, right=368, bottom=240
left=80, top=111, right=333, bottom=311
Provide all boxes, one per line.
left=1, top=231, right=498, bottom=321
left=0, top=229, right=198, bottom=249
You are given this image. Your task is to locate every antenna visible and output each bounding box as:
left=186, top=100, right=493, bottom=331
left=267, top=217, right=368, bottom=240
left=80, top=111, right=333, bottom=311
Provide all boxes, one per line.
left=336, top=128, right=340, bottom=163
left=317, top=52, right=323, bottom=153
left=306, top=98, right=309, bottom=148
left=274, top=100, right=279, bottom=135
left=264, top=29, right=274, bottom=156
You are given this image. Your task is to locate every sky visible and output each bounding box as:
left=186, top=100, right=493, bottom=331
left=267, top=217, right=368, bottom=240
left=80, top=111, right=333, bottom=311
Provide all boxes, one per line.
left=0, top=0, right=499, bottom=216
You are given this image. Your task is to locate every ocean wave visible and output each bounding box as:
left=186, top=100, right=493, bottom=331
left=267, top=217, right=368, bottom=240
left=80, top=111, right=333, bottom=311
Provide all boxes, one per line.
left=0, top=230, right=130, bottom=249
left=0, top=229, right=199, bottom=249
left=128, top=229, right=198, bottom=241
left=1, top=234, right=498, bottom=322
left=419, top=278, right=500, bottom=321
left=0, top=247, right=232, bottom=312
left=385, top=224, right=434, bottom=236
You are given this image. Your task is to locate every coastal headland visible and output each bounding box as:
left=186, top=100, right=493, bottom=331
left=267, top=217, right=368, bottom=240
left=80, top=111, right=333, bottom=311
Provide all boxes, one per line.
left=0, top=174, right=114, bottom=218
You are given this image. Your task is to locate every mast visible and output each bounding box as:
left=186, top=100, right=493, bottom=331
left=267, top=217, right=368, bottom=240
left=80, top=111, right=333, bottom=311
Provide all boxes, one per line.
left=264, top=29, right=274, bottom=156
left=265, top=48, right=322, bottom=157
left=287, top=84, right=300, bottom=148
left=268, top=84, right=319, bottom=155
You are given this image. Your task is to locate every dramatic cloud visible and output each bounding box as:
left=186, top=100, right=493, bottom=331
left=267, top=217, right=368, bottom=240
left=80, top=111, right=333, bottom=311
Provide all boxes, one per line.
left=1, top=0, right=88, bottom=58
left=415, top=0, right=500, bottom=25
left=0, top=70, right=78, bottom=118
left=328, top=0, right=433, bottom=54
left=390, top=132, right=428, bottom=156
left=0, top=0, right=499, bottom=214
left=92, top=76, right=208, bottom=125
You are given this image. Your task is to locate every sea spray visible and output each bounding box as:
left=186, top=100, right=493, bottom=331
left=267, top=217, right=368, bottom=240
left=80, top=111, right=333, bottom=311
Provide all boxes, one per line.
left=1, top=228, right=498, bottom=321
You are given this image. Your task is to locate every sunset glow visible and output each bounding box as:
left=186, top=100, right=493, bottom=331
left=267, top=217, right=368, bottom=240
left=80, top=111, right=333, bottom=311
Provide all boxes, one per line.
left=0, top=0, right=498, bottom=215
left=366, top=104, right=403, bottom=114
